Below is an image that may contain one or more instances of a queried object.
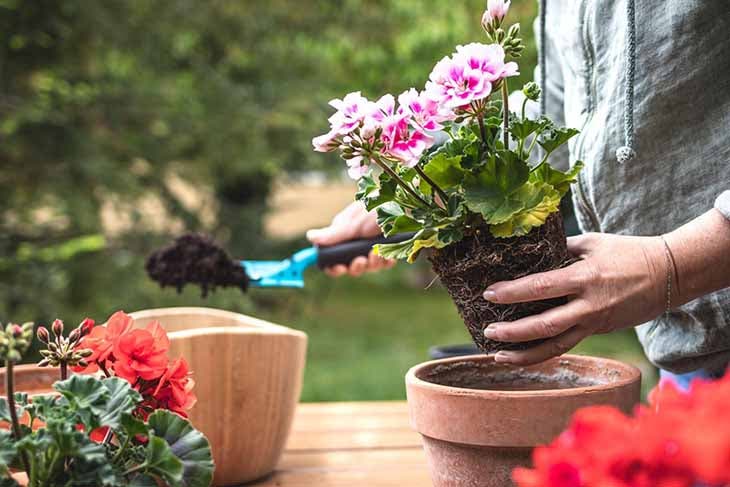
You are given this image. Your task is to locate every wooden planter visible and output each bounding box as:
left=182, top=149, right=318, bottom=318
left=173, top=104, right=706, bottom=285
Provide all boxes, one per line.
left=130, top=307, right=307, bottom=486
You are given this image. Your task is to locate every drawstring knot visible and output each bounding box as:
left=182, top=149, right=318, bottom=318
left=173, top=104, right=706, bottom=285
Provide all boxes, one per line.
left=619, top=0, right=637, bottom=163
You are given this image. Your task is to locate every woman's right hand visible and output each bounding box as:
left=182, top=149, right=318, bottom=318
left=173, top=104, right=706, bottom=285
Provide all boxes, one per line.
left=306, top=201, right=396, bottom=277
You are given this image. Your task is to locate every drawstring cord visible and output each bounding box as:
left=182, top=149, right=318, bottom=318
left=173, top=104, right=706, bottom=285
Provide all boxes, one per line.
left=539, top=0, right=547, bottom=118
left=616, top=0, right=637, bottom=163
left=539, top=0, right=637, bottom=164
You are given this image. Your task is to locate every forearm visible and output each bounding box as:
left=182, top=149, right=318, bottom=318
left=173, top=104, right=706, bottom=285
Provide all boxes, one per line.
left=663, top=209, right=730, bottom=307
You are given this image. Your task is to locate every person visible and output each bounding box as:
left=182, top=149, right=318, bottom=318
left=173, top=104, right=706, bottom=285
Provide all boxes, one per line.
left=307, top=0, right=730, bottom=386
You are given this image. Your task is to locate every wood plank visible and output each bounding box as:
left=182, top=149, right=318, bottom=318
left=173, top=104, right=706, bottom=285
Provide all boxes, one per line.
left=291, top=409, right=412, bottom=432
left=294, top=401, right=410, bottom=417
left=252, top=464, right=431, bottom=487
left=278, top=447, right=427, bottom=470
left=286, top=428, right=422, bottom=451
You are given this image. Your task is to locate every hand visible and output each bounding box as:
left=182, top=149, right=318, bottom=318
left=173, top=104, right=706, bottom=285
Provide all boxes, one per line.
left=482, top=232, right=668, bottom=365
left=306, top=201, right=396, bottom=277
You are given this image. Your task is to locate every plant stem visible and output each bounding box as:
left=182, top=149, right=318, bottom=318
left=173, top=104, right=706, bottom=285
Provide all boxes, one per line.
left=60, top=362, right=68, bottom=381
left=501, top=79, right=509, bottom=148
left=518, top=98, right=529, bottom=156
left=5, top=360, right=31, bottom=474
left=477, top=115, right=488, bottom=146
left=123, top=463, right=147, bottom=476
left=414, top=166, right=448, bottom=209
left=372, top=157, right=431, bottom=208
left=113, top=436, right=131, bottom=464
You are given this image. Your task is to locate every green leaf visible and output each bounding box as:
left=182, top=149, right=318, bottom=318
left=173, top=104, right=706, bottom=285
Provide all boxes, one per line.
left=420, top=153, right=466, bottom=194
left=0, top=431, right=17, bottom=476
left=0, top=478, right=19, bottom=487
left=530, top=161, right=584, bottom=196
left=463, top=151, right=530, bottom=224
left=538, top=127, right=579, bottom=155
left=373, top=238, right=415, bottom=261
left=98, top=377, right=142, bottom=430
left=144, top=436, right=184, bottom=486
left=128, top=474, right=159, bottom=487
left=376, top=203, right=421, bottom=237
left=509, top=117, right=545, bottom=140
left=55, top=374, right=109, bottom=411
left=147, top=410, right=214, bottom=487
left=355, top=172, right=396, bottom=211
left=490, top=182, right=561, bottom=237
left=0, top=399, right=10, bottom=423
left=121, top=413, right=150, bottom=438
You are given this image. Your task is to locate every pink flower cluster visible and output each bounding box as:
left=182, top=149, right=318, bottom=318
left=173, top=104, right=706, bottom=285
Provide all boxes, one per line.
left=313, top=41, right=518, bottom=179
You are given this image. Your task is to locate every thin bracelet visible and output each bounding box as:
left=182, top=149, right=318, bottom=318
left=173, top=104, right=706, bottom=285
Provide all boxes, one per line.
left=659, top=235, right=677, bottom=314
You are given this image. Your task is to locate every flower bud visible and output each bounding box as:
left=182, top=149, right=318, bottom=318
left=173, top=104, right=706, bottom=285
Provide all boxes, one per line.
left=52, top=319, right=64, bottom=338
left=495, top=28, right=506, bottom=43
left=79, top=318, right=95, bottom=337
left=522, top=82, right=541, bottom=102
left=77, top=348, right=94, bottom=358
left=77, top=359, right=88, bottom=368
left=507, top=23, right=520, bottom=39
left=68, top=328, right=81, bottom=344
left=9, top=324, right=22, bottom=338
left=482, top=0, right=511, bottom=29
left=38, top=358, right=50, bottom=367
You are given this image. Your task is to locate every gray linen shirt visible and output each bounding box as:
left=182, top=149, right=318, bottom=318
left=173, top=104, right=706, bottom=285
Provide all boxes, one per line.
left=536, top=0, right=730, bottom=373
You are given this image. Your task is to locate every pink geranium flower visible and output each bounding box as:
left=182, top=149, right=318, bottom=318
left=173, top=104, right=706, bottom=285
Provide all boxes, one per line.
left=454, top=43, right=519, bottom=82
left=381, top=115, right=434, bottom=168
left=397, top=88, right=452, bottom=131
left=425, top=43, right=518, bottom=110
left=425, top=55, right=492, bottom=109
left=345, top=156, right=370, bottom=179
left=312, top=129, right=340, bottom=152
left=327, top=91, right=373, bottom=134
left=482, top=0, right=511, bottom=26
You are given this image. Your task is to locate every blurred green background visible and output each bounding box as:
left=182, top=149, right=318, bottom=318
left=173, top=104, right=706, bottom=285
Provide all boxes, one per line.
left=0, top=0, right=656, bottom=400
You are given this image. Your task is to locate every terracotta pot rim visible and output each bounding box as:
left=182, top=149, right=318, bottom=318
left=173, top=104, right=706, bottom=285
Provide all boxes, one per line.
left=406, top=353, right=641, bottom=398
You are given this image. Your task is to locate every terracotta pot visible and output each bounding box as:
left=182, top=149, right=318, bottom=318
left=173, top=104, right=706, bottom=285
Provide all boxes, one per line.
left=130, top=307, right=307, bottom=486
left=406, top=354, right=641, bottom=487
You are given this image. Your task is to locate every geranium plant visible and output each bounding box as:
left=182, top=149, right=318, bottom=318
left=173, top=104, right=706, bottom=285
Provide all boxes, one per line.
left=0, top=314, right=214, bottom=487
left=514, top=372, right=730, bottom=487
left=313, top=2, right=583, bottom=352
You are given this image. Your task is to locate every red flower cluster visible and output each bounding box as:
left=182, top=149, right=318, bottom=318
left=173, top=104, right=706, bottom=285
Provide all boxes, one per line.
left=73, top=311, right=196, bottom=418
left=513, top=372, right=730, bottom=487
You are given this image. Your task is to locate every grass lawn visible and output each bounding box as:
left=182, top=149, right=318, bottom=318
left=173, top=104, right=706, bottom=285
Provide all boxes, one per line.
left=251, top=265, right=659, bottom=402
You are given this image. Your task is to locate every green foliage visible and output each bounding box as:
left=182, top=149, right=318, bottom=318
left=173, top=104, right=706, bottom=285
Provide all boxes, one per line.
left=368, top=92, right=582, bottom=262
left=1, top=374, right=213, bottom=487
left=147, top=410, right=215, bottom=487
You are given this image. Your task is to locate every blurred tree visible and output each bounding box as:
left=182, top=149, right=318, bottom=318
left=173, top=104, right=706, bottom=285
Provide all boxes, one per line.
left=0, top=0, right=536, bottom=323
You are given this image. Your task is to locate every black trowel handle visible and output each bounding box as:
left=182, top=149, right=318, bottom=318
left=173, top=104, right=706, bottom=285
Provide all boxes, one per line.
left=316, top=233, right=416, bottom=269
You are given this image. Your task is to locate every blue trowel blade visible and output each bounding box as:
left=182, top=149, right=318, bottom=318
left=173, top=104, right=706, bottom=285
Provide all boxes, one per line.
left=242, top=247, right=319, bottom=288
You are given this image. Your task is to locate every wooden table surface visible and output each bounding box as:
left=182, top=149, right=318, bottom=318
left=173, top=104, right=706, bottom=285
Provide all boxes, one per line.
left=249, top=401, right=431, bottom=487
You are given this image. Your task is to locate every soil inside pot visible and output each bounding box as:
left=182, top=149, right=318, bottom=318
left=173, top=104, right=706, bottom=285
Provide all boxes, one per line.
left=429, top=213, right=571, bottom=353
left=420, top=358, right=613, bottom=392
left=145, top=233, right=249, bottom=297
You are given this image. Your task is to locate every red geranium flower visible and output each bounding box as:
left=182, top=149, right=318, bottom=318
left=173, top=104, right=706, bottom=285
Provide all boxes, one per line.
left=514, top=369, right=730, bottom=487
left=73, top=311, right=134, bottom=374
left=112, top=320, right=169, bottom=383
left=152, top=357, right=197, bottom=416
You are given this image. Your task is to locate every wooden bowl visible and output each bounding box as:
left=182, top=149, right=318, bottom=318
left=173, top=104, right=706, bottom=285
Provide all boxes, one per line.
left=130, top=307, right=307, bottom=486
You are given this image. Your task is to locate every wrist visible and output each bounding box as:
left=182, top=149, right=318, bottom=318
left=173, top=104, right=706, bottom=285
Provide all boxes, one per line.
left=644, top=236, right=674, bottom=317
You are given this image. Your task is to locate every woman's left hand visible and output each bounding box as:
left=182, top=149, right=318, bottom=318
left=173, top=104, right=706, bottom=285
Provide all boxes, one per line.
left=482, top=232, right=669, bottom=365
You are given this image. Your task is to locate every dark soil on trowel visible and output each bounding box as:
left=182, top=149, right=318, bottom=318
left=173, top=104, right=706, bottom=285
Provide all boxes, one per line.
left=146, top=233, right=248, bottom=297
left=429, top=213, right=571, bottom=353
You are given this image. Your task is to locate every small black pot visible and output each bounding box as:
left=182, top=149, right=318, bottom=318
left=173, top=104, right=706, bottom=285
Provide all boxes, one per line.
left=429, top=344, right=481, bottom=360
